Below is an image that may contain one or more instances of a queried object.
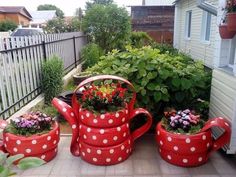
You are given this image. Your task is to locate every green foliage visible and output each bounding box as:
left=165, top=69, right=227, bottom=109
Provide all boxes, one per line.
left=0, top=20, right=17, bottom=32
left=37, top=4, right=64, bottom=18
left=130, top=31, right=153, bottom=48
left=42, top=56, right=64, bottom=104
left=152, top=43, right=179, bottom=55
left=44, top=17, right=80, bottom=33
left=82, top=4, right=131, bottom=52
left=86, top=46, right=212, bottom=117
left=86, top=0, right=114, bottom=10
left=0, top=152, right=45, bottom=177
left=81, top=43, right=104, bottom=69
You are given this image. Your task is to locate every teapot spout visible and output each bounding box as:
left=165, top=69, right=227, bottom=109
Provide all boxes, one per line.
left=52, top=98, right=80, bottom=156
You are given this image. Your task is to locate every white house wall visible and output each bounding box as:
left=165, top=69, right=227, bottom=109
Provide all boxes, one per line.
left=174, top=0, right=218, bottom=68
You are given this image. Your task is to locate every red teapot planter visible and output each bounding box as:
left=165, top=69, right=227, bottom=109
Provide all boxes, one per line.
left=52, top=75, right=152, bottom=165
left=156, top=117, right=231, bottom=167
left=0, top=120, right=60, bottom=162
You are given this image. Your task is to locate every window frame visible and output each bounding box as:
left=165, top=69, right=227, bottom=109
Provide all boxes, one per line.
left=185, top=10, right=192, bottom=40
left=201, top=11, right=212, bottom=43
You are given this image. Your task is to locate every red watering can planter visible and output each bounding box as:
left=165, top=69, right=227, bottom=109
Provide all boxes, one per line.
left=52, top=75, right=153, bottom=165
left=156, top=117, right=231, bottom=167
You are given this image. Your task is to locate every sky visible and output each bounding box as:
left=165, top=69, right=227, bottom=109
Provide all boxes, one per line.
left=0, top=0, right=142, bottom=16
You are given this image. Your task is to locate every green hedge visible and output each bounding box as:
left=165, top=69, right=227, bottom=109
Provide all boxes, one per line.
left=86, top=46, right=212, bottom=119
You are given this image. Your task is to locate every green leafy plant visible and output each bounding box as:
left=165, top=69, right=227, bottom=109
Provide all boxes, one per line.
left=82, top=4, right=131, bottom=52
left=0, top=152, right=45, bottom=177
left=81, top=43, right=104, bottom=69
left=86, top=46, right=212, bottom=118
left=130, top=31, right=153, bottom=48
left=152, top=43, right=179, bottom=55
left=42, top=56, right=63, bottom=104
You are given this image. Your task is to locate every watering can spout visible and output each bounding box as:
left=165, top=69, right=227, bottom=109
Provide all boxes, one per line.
left=52, top=98, right=80, bottom=156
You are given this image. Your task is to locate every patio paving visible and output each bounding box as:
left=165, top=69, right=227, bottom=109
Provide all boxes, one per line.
left=14, top=135, right=236, bottom=177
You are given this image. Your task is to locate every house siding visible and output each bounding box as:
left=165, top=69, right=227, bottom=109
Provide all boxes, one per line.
left=175, top=0, right=218, bottom=68
left=209, top=69, right=236, bottom=153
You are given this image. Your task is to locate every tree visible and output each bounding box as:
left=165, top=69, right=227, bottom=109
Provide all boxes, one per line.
left=44, top=17, right=80, bottom=33
left=75, top=7, right=83, bottom=21
left=0, top=20, right=17, bottom=32
left=43, top=18, right=66, bottom=33
left=82, top=4, right=131, bottom=52
left=37, top=4, right=64, bottom=18
left=86, top=0, right=114, bottom=10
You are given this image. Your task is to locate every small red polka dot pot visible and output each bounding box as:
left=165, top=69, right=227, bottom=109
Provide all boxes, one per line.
left=52, top=75, right=153, bottom=165
left=2, top=122, right=60, bottom=162
left=156, top=117, right=231, bottom=167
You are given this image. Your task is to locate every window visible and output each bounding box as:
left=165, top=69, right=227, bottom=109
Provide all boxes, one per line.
left=185, top=11, right=192, bottom=39
left=201, top=11, right=212, bottom=42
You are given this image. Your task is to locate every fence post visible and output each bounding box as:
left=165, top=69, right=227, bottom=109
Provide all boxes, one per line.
left=73, top=36, right=77, bottom=68
left=42, top=41, right=47, bottom=61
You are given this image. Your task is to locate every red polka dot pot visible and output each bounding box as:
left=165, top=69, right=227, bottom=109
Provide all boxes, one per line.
left=156, top=117, right=231, bottom=167
left=79, top=137, right=133, bottom=165
left=79, top=106, right=129, bottom=128
left=2, top=121, right=60, bottom=162
left=52, top=75, right=153, bottom=165
left=79, top=122, right=130, bottom=147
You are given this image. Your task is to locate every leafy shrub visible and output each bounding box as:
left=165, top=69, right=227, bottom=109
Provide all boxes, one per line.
left=81, top=43, right=104, bottom=69
left=152, top=43, right=178, bottom=55
left=86, top=46, right=212, bottom=118
left=0, top=20, right=17, bottom=32
left=130, top=31, right=152, bottom=48
left=42, top=56, right=63, bottom=104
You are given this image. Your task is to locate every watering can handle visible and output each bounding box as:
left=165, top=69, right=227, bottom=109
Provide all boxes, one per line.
left=129, top=108, right=153, bottom=141
left=72, top=75, right=136, bottom=117
left=200, top=117, right=231, bottom=154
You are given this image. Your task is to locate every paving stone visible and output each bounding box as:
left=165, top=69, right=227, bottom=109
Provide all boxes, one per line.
left=105, top=157, right=133, bottom=175
left=211, top=157, right=236, bottom=174
left=159, top=161, right=189, bottom=175
left=133, top=158, right=161, bottom=175
left=187, top=161, right=218, bottom=175
left=80, top=160, right=106, bottom=175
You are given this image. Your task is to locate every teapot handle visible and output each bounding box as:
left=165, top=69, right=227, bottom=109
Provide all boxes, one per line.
left=129, top=108, right=152, bottom=141
left=200, top=117, right=231, bottom=154
left=72, top=75, right=136, bottom=117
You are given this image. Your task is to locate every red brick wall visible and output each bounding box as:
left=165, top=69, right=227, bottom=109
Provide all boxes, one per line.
left=131, top=6, right=174, bottom=44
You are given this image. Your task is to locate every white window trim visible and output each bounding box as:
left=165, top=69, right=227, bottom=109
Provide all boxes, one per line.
left=185, top=10, right=192, bottom=40
left=201, top=11, right=211, bottom=44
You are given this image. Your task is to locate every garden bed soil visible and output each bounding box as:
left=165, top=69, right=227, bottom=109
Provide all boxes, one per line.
left=59, top=122, right=72, bottom=134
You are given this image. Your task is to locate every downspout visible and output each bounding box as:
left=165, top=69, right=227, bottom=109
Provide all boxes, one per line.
left=197, top=0, right=217, bottom=16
